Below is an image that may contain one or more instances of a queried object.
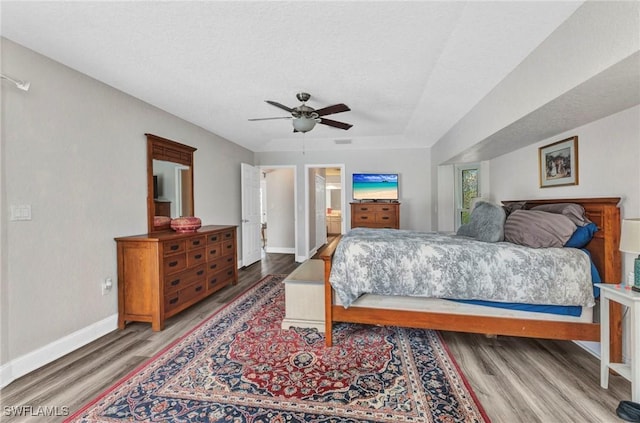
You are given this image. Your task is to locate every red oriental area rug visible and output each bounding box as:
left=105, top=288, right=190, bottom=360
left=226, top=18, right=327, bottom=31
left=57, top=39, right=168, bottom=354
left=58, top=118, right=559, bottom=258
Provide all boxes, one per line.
left=67, top=274, right=490, bottom=422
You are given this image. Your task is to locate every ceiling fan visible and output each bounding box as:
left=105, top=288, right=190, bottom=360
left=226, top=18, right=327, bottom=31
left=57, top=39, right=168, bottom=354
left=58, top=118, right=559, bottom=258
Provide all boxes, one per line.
left=249, top=92, right=352, bottom=133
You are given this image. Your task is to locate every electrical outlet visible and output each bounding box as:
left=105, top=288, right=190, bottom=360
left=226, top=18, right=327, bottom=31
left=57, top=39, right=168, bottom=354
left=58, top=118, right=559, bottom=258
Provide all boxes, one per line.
left=101, top=277, right=113, bottom=295
left=630, top=272, right=635, bottom=285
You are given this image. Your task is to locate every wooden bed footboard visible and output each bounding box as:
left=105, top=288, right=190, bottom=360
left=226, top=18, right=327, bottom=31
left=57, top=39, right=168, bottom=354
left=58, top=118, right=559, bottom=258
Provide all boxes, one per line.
left=321, top=197, right=623, bottom=363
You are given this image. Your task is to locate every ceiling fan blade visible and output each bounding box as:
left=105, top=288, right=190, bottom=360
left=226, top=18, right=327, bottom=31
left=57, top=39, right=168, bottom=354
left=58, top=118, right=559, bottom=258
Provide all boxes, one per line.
left=319, top=117, right=353, bottom=130
left=248, top=116, right=292, bottom=121
left=265, top=100, right=294, bottom=113
left=314, top=103, right=350, bottom=117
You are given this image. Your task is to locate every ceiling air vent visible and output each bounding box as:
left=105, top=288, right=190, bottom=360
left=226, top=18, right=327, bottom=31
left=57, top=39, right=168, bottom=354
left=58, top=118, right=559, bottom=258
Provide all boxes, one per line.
left=334, top=139, right=352, bottom=145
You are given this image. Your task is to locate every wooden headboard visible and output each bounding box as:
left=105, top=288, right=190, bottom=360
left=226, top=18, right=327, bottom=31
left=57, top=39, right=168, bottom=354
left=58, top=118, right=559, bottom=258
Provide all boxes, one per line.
left=503, top=198, right=621, bottom=284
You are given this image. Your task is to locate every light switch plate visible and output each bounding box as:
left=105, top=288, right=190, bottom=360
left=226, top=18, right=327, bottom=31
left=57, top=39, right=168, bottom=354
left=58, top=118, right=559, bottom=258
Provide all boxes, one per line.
left=10, top=205, right=32, bottom=221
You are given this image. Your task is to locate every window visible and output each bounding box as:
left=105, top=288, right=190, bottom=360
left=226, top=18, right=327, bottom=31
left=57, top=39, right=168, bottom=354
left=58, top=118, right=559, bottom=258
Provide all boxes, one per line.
left=455, top=164, right=480, bottom=228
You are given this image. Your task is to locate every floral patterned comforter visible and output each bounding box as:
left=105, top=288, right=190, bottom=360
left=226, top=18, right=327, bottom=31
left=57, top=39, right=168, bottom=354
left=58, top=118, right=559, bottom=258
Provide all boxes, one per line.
left=329, top=228, right=594, bottom=308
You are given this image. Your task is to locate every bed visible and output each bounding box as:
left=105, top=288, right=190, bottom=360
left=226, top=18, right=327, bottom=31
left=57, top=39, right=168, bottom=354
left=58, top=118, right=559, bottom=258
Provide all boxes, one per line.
left=321, top=197, right=623, bottom=363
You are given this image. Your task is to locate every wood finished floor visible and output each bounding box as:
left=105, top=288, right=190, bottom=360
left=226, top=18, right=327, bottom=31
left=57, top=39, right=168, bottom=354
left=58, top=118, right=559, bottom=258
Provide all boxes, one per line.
left=0, top=252, right=631, bottom=422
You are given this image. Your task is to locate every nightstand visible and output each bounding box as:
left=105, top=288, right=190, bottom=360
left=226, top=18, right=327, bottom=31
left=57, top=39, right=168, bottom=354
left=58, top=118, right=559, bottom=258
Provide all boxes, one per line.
left=596, top=283, right=640, bottom=401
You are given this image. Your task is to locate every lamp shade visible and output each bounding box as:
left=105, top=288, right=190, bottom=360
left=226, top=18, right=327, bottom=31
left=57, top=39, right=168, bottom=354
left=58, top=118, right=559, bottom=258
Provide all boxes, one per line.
left=620, top=218, right=640, bottom=254
left=292, top=117, right=317, bottom=133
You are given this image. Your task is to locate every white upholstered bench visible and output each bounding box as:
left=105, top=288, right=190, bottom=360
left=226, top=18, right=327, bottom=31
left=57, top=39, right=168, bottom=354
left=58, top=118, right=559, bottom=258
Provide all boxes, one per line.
left=281, top=259, right=325, bottom=332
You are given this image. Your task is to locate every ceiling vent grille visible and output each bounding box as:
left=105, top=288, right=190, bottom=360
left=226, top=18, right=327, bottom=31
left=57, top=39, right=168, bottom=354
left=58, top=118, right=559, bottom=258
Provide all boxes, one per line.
left=334, top=139, right=352, bottom=145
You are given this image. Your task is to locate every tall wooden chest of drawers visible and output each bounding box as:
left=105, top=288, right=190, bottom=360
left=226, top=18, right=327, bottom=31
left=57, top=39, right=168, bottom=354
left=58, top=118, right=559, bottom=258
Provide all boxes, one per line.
left=115, top=225, right=237, bottom=331
left=351, top=202, right=400, bottom=229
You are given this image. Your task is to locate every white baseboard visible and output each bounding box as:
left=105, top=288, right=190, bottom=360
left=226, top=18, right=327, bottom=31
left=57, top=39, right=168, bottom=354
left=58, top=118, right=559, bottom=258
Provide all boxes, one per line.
left=0, top=314, right=118, bottom=388
left=574, top=340, right=629, bottom=364
left=574, top=340, right=600, bottom=359
left=265, top=246, right=295, bottom=254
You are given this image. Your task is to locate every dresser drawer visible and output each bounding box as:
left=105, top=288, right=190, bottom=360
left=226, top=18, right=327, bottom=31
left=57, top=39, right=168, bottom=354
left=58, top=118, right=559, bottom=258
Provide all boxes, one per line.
left=376, top=212, right=397, bottom=223
left=377, top=205, right=396, bottom=213
left=353, top=212, right=376, bottom=224
left=163, top=239, right=186, bottom=256
left=207, top=242, right=223, bottom=260
left=164, top=264, right=206, bottom=294
left=222, top=240, right=235, bottom=256
left=207, top=266, right=235, bottom=293
left=186, top=247, right=206, bottom=267
left=163, top=253, right=187, bottom=275
left=208, top=255, right=235, bottom=274
left=207, top=232, right=224, bottom=244
left=186, top=235, right=206, bottom=250
left=164, top=280, right=206, bottom=314
left=353, top=204, right=375, bottom=213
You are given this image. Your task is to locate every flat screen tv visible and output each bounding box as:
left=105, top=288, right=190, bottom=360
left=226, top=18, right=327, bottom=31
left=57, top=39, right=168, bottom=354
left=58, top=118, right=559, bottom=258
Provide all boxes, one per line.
left=352, top=173, right=399, bottom=201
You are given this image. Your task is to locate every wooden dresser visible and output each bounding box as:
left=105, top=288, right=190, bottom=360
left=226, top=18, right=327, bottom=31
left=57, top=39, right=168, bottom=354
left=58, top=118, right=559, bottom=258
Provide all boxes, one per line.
left=351, top=202, right=400, bottom=229
left=115, top=225, right=237, bottom=331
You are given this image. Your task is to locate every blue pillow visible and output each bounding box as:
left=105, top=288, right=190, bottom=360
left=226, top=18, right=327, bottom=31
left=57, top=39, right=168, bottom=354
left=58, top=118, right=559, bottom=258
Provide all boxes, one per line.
left=564, top=222, right=598, bottom=248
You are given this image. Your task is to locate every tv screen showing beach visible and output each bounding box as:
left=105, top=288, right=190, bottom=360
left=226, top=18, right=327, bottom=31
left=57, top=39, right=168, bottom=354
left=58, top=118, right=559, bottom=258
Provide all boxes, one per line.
left=352, top=173, right=398, bottom=200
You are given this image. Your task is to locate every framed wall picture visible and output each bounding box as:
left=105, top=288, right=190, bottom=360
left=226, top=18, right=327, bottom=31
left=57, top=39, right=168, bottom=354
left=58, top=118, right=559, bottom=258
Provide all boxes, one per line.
left=539, top=136, right=578, bottom=188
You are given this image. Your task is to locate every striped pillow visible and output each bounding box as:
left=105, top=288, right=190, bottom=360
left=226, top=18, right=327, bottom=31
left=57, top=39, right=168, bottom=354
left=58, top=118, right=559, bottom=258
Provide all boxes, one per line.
left=504, top=210, right=576, bottom=248
left=530, top=203, right=591, bottom=227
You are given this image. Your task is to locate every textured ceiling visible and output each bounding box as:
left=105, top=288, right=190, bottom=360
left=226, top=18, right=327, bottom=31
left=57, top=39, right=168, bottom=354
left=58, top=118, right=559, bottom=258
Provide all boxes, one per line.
left=1, top=1, right=585, bottom=153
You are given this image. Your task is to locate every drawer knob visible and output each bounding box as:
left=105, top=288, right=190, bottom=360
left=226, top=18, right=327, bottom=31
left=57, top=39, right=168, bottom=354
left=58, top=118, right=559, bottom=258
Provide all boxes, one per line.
left=169, top=297, right=178, bottom=305
left=197, top=270, right=204, bottom=276
left=210, top=249, right=217, bottom=255
left=195, top=286, right=203, bottom=292
left=210, top=278, right=218, bottom=285
left=168, top=261, right=178, bottom=267
left=170, top=245, right=179, bottom=251
left=194, top=254, right=203, bottom=260
left=170, top=279, right=180, bottom=286
left=193, top=240, right=201, bottom=246
left=210, top=264, right=218, bottom=270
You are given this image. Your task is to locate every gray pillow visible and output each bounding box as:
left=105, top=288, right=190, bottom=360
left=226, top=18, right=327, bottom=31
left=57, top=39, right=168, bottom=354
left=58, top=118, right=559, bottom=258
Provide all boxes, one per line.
left=456, top=200, right=506, bottom=242
left=530, top=203, right=591, bottom=227
left=504, top=210, right=576, bottom=248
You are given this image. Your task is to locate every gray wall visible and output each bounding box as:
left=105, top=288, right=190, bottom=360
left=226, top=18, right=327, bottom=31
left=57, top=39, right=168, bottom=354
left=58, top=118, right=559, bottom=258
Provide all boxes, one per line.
left=1, top=38, right=254, bottom=375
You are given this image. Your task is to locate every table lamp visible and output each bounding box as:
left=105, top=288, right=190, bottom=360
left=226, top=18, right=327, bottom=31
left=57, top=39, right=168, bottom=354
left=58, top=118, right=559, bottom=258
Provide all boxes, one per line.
left=620, top=218, right=640, bottom=292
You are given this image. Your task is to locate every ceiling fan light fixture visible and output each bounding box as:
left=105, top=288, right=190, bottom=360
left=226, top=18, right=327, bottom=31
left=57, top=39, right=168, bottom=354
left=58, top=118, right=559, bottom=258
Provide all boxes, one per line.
left=253, top=92, right=352, bottom=132
left=292, top=116, right=317, bottom=133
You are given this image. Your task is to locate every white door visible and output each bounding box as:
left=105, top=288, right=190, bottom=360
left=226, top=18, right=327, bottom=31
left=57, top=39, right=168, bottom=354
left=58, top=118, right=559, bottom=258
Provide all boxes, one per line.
left=315, top=174, right=327, bottom=249
left=241, top=163, right=262, bottom=267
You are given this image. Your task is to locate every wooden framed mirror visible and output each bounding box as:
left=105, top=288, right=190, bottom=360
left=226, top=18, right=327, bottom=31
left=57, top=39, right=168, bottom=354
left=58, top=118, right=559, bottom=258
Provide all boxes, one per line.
left=146, top=133, right=196, bottom=233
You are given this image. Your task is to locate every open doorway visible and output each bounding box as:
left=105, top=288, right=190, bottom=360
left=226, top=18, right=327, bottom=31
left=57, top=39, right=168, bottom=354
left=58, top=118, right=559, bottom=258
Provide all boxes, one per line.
left=260, top=166, right=297, bottom=257
left=305, top=164, right=345, bottom=258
